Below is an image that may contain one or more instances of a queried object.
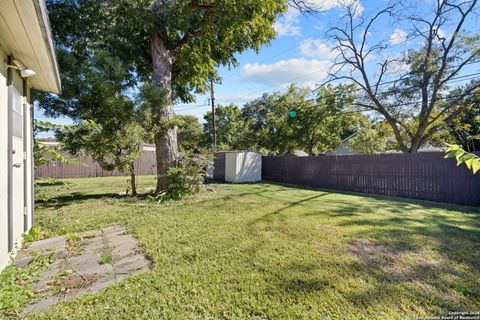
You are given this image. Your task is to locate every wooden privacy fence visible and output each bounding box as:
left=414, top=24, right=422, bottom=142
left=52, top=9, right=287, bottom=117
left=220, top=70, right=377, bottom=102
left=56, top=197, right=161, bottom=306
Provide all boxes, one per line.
left=262, top=153, right=480, bottom=206
left=35, top=151, right=157, bottom=179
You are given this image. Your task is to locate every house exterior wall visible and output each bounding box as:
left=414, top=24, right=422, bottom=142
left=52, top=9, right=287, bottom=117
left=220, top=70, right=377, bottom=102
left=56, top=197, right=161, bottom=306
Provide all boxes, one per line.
left=0, top=0, right=60, bottom=274
left=11, top=70, right=26, bottom=254
left=0, top=46, right=34, bottom=272
left=0, top=45, right=9, bottom=272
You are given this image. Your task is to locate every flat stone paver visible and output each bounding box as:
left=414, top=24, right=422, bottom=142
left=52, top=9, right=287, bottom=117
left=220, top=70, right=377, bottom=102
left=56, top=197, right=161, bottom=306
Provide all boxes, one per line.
left=15, top=225, right=151, bottom=313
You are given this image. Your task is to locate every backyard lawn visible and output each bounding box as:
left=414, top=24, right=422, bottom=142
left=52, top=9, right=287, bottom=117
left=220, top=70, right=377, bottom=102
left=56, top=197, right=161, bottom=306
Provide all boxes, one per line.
left=7, top=176, right=480, bottom=319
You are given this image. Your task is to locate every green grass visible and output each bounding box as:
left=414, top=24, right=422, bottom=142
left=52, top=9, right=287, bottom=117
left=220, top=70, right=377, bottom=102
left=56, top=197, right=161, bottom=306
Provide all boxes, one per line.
left=10, top=176, right=480, bottom=319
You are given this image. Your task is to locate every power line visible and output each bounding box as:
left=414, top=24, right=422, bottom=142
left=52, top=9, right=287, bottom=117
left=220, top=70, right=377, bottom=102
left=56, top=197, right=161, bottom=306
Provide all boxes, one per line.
left=174, top=103, right=207, bottom=110
left=221, top=61, right=480, bottom=106
left=221, top=42, right=305, bottom=82
left=175, top=71, right=479, bottom=114
left=175, top=105, right=209, bottom=111
left=303, top=70, right=480, bottom=104
left=313, top=59, right=480, bottom=92
left=174, top=61, right=479, bottom=115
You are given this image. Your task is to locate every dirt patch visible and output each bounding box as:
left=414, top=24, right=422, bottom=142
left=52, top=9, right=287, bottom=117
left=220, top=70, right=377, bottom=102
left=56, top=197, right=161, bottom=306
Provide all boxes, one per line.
left=348, top=238, right=395, bottom=267
left=347, top=238, right=441, bottom=282
left=58, top=273, right=98, bottom=291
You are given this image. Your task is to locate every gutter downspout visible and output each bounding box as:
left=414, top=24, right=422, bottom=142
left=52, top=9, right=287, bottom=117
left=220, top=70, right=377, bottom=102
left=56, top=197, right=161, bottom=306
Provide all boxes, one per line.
left=30, top=90, right=35, bottom=228
left=7, top=55, right=13, bottom=252
left=23, top=79, right=28, bottom=232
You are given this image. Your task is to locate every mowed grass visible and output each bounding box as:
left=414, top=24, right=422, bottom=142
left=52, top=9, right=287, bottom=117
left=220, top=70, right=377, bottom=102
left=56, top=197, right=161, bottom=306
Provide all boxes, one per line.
left=21, top=176, right=480, bottom=319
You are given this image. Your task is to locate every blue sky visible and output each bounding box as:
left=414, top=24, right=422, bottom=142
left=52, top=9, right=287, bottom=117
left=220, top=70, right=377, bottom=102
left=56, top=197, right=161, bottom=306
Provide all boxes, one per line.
left=36, top=0, right=479, bottom=134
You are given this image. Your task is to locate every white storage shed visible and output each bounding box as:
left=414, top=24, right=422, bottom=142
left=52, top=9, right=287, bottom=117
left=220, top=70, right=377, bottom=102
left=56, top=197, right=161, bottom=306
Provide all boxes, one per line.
left=224, top=152, right=262, bottom=183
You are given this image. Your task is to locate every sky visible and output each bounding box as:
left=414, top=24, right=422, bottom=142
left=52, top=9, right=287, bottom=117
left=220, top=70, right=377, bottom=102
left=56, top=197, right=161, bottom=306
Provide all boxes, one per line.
left=36, top=0, right=480, bottom=134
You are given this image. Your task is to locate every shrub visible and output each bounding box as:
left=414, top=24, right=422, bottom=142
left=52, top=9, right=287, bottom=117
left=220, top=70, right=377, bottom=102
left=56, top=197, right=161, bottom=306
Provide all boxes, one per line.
left=152, top=153, right=209, bottom=203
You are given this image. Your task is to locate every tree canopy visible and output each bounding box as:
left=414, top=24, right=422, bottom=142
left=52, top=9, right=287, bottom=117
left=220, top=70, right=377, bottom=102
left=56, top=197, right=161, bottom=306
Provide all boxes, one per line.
left=327, top=0, right=480, bottom=152
left=41, top=0, right=289, bottom=193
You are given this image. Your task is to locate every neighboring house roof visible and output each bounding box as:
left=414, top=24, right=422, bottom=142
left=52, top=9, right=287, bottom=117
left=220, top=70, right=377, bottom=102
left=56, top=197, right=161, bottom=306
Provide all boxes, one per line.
left=326, top=133, right=359, bottom=156
left=0, top=0, right=61, bottom=93
left=329, top=132, right=443, bottom=155
left=290, top=150, right=309, bottom=157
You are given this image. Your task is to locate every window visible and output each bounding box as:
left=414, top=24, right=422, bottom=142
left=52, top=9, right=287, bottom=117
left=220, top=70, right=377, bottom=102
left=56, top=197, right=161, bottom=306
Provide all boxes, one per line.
left=12, top=87, right=22, bottom=115
left=11, top=87, right=23, bottom=139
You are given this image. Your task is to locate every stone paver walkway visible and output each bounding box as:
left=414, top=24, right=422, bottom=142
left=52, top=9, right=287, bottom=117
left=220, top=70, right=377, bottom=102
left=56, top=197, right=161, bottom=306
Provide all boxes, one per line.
left=15, top=225, right=150, bottom=313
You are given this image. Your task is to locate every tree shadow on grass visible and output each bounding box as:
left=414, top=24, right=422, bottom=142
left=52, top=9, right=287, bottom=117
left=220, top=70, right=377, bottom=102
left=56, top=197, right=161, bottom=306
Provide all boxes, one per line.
left=265, top=182, right=480, bottom=214
left=36, top=192, right=123, bottom=209
left=247, top=192, right=330, bottom=230
left=269, top=227, right=480, bottom=315
left=240, top=183, right=480, bottom=314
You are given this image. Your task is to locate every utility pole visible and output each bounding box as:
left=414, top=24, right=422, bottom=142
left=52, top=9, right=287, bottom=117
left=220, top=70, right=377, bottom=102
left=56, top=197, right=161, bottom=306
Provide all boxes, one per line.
left=210, top=78, right=217, bottom=150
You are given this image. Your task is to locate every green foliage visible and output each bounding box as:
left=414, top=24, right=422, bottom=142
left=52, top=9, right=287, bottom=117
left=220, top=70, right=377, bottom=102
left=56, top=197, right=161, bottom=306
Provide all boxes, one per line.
left=176, top=115, right=204, bottom=152
left=34, top=121, right=70, bottom=167
left=37, top=49, right=148, bottom=196
left=349, top=119, right=391, bottom=154
left=41, top=0, right=287, bottom=109
left=41, top=0, right=288, bottom=193
left=199, top=84, right=360, bottom=155
left=448, top=90, right=480, bottom=152
left=35, top=179, right=72, bottom=203
left=293, top=84, right=356, bottom=155
left=0, top=255, right=51, bottom=316
left=59, top=120, right=143, bottom=174
left=152, top=154, right=209, bottom=203
left=445, top=144, right=480, bottom=174
left=99, top=254, right=113, bottom=265
left=24, top=225, right=49, bottom=243
left=236, top=84, right=356, bottom=155
left=204, top=104, right=246, bottom=150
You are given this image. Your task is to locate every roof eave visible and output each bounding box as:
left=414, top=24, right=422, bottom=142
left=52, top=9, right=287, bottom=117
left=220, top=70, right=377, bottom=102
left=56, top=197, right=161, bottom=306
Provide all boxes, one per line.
left=32, top=0, right=61, bottom=94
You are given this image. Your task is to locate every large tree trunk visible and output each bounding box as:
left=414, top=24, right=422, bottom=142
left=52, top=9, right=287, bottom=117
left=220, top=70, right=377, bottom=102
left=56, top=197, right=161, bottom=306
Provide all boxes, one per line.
left=408, top=121, right=429, bottom=153
left=151, top=34, right=179, bottom=193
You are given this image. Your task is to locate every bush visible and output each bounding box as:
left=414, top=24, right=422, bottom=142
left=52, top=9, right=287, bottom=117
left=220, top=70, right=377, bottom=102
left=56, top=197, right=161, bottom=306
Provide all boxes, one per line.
left=152, top=153, right=209, bottom=203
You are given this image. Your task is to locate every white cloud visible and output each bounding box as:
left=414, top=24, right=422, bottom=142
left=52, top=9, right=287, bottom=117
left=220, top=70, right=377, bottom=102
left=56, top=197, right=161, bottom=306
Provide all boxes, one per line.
left=300, top=38, right=338, bottom=59
left=303, top=0, right=362, bottom=13
left=274, top=7, right=301, bottom=37
left=216, top=93, right=263, bottom=104
left=434, top=27, right=447, bottom=40
left=242, top=58, right=331, bottom=88
left=276, top=0, right=364, bottom=37
left=388, top=60, right=410, bottom=74
left=390, top=29, right=408, bottom=45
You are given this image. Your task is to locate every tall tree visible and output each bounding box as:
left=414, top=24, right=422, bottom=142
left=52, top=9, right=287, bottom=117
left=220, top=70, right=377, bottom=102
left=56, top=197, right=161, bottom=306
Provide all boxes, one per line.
left=241, top=93, right=281, bottom=152
left=240, top=85, right=355, bottom=155
left=203, top=104, right=246, bottom=151
left=349, top=120, right=391, bottom=154
left=448, top=88, right=480, bottom=151
left=41, top=0, right=288, bottom=193
left=292, top=85, right=355, bottom=155
left=176, top=115, right=204, bottom=152
left=327, top=0, right=480, bottom=152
